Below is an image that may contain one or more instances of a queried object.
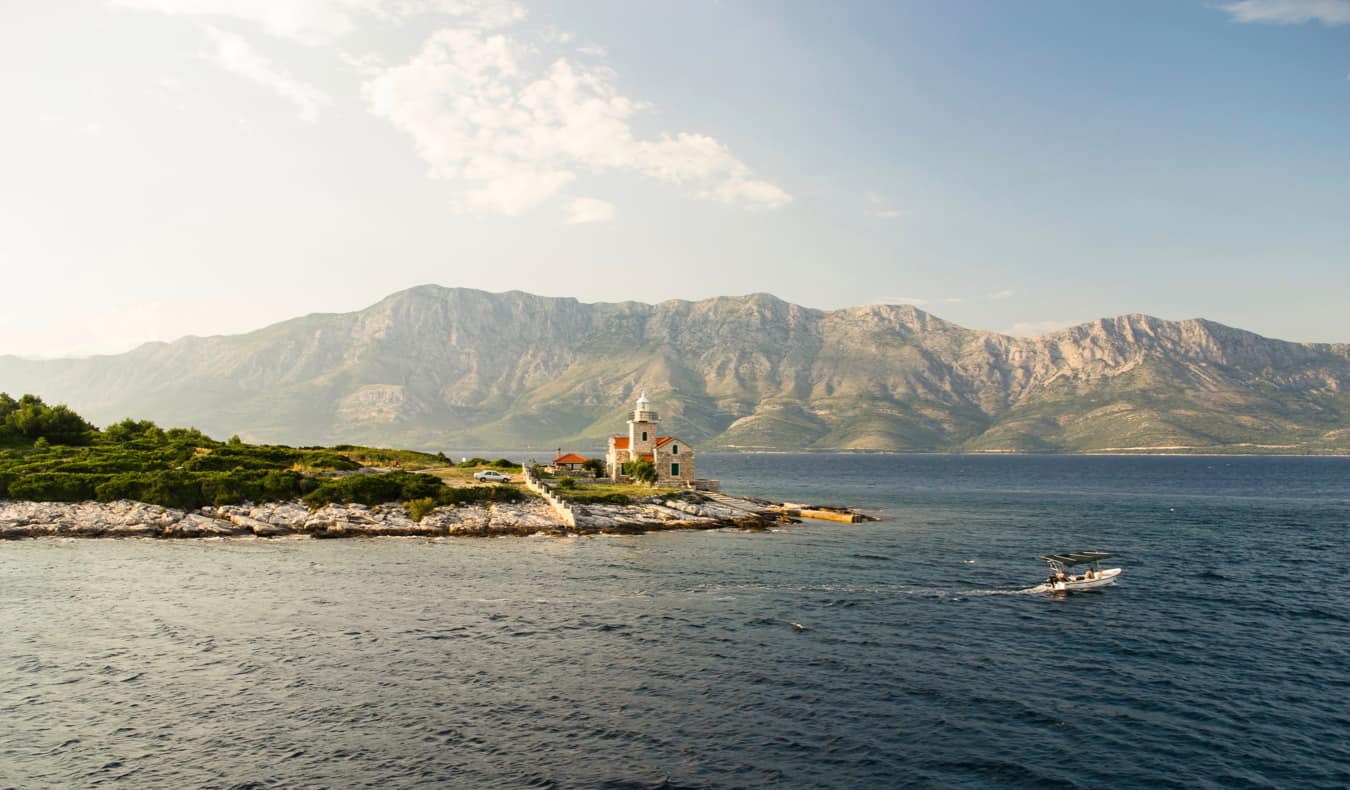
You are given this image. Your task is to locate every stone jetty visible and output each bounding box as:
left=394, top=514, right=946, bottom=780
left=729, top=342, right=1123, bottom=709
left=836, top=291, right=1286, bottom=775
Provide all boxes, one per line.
left=0, top=494, right=789, bottom=540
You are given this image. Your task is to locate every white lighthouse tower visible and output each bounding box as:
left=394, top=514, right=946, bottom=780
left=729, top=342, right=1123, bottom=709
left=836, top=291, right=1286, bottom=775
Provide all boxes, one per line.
left=628, top=392, right=659, bottom=458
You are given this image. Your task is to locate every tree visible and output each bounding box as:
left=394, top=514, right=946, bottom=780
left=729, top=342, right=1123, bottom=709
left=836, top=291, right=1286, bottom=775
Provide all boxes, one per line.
left=581, top=457, right=606, bottom=476
left=623, top=460, right=657, bottom=485
left=105, top=418, right=162, bottom=443
left=4, top=395, right=94, bottom=445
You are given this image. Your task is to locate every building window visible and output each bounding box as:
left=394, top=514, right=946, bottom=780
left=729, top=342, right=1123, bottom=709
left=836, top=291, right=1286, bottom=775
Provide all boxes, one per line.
left=641, top=431, right=648, bottom=441
left=672, top=444, right=678, bottom=454
left=671, top=462, right=680, bottom=476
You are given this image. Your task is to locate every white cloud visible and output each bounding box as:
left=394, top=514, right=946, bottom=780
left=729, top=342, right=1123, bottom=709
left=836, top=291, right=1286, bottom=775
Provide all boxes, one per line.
left=1007, top=319, right=1075, bottom=337
left=363, top=26, right=791, bottom=215
left=116, top=0, right=788, bottom=216
left=1221, top=0, right=1350, bottom=25
left=877, top=295, right=928, bottom=306
left=987, top=289, right=1015, bottom=300
left=462, top=169, right=575, bottom=215
left=577, top=45, right=607, bottom=57
left=564, top=196, right=616, bottom=224
left=204, top=27, right=332, bottom=122
left=699, top=175, right=793, bottom=210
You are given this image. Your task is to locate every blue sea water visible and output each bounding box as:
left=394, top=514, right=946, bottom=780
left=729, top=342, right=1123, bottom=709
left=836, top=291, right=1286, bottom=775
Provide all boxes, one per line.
left=2, top=454, right=1347, bottom=788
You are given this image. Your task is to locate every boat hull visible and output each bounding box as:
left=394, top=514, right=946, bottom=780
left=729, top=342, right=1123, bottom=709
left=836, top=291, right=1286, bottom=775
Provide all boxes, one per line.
left=1048, top=567, right=1121, bottom=592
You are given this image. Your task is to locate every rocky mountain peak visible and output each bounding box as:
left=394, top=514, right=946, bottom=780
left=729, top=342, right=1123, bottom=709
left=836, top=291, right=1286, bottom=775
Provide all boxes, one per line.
left=2, top=287, right=1347, bottom=454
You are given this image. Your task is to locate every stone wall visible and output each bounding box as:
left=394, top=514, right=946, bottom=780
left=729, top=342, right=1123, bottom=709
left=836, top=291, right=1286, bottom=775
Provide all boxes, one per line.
left=521, top=466, right=578, bottom=528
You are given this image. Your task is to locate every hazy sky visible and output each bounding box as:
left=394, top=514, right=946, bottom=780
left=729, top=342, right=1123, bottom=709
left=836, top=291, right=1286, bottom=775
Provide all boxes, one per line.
left=3, top=0, right=1348, bottom=357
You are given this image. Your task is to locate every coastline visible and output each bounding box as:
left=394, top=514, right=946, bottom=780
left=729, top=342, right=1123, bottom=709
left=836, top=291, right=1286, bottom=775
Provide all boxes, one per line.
left=0, top=494, right=805, bottom=540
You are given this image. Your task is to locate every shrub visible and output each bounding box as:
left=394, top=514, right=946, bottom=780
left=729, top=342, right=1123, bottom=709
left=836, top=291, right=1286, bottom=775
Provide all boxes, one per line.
left=105, top=419, right=163, bottom=443
left=8, top=472, right=101, bottom=502
left=405, top=496, right=438, bottom=522
left=622, top=461, right=657, bottom=485
left=302, top=470, right=446, bottom=508
left=142, top=471, right=206, bottom=510
left=491, top=458, right=517, bottom=469
left=581, top=457, right=606, bottom=476
left=3, top=395, right=96, bottom=446
left=294, top=451, right=361, bottom=471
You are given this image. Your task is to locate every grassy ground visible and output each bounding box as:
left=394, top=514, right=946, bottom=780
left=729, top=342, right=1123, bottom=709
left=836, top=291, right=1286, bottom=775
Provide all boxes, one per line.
left=422, top=463, right=524, bottom=487
left=556, top=480, right=682, bottom=504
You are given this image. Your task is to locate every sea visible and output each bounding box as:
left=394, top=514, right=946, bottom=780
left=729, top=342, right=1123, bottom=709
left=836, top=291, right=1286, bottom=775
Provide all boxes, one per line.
left=2, top=454, right=1347, bottom=788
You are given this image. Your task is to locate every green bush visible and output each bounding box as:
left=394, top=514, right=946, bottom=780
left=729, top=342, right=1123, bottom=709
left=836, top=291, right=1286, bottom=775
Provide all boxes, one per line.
left=405, top=496, right=438, bottom=522
left=2, top=394, right=96, bottom=446
left=491, top=458, right=516, bottom=469
left=303, top=470, right=445, bottom=508
left=295, top=451, right=361, bottom=471
left=437, top=485, right=526, bottom=506
left=105, top=419, right=164, bottom=444
left=8, top=472, right=101, bottom=502
left=622, top=460, right=657, bottom=485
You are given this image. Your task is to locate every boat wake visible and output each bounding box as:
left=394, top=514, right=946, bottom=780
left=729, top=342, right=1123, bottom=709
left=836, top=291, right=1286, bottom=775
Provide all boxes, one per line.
left=942, top=584, right=1052, bottom=598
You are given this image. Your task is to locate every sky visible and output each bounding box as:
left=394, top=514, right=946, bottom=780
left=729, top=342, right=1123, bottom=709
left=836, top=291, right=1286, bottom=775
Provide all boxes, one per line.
left=2, top=0, right=1348, bottom=357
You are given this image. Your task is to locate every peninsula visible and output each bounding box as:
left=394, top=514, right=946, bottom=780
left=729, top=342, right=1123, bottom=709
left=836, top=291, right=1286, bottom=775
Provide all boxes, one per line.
left=0, top=393, right=852, bottom=540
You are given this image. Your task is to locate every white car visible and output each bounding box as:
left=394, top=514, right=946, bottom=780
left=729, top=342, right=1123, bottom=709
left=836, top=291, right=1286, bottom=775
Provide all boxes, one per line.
left=473, top=469, right=513, bottom=483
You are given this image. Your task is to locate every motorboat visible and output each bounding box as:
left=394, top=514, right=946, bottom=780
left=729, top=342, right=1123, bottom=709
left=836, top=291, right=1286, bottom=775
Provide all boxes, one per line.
left=1042, top=551, right=1121, bottom=592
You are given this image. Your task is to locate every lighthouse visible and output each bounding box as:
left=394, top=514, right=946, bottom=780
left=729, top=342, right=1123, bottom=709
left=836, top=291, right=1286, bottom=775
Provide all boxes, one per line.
left=628, top=392, right=659, bottom=458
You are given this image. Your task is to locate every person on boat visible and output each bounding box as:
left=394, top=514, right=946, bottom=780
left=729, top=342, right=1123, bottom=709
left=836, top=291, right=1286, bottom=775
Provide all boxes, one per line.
left=1056, top=570, right=1067, bottom=582
left=1085, top=567, right=1095, bottom=580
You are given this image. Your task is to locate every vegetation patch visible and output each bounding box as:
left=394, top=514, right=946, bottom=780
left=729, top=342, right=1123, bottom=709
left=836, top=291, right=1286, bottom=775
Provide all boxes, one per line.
left=0, top=392, right=528, bottom=510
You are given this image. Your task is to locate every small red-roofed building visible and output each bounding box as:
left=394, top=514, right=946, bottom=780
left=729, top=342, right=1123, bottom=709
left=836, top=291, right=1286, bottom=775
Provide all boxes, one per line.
left=552, top=452, right=588, bottom=472
left=605, top=393, right=696, bottom=486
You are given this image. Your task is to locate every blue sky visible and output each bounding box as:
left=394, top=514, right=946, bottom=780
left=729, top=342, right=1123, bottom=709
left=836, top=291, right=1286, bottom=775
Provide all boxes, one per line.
left=2, top=0, right=1348, bottom=356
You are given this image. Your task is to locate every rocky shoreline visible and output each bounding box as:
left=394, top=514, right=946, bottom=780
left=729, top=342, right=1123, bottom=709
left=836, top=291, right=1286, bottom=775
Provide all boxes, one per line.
left=0, top=495, right=791, bottom=540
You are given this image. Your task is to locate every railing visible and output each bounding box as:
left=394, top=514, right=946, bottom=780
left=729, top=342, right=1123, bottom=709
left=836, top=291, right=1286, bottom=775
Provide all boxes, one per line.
left=520, top=466, right=578, bottom=529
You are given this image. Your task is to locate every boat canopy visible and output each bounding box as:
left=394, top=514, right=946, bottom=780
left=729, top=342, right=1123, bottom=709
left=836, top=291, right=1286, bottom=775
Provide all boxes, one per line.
left=1041, top=551, right=1111, bottom=566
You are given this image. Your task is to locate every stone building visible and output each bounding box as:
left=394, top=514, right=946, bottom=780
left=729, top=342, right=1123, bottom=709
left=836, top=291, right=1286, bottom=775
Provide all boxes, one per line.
left=605, top=394, right=695, bottom=486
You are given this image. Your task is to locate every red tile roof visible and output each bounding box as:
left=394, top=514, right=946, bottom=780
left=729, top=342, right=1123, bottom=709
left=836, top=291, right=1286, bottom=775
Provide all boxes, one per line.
left=612, top=437, right=629, bottom=449
left=639, top=453, right=654, bottom=462
left=654, top=436, right=676, bottom=448
left=553, top=453, right=587, bottom=464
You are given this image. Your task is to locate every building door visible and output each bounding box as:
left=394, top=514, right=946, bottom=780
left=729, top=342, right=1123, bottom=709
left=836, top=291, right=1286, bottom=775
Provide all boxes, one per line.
left=670, top=462, right=680, bottom=477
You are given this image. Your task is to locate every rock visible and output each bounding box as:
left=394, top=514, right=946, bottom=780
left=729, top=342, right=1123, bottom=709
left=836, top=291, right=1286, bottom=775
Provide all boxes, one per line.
left=0, top=491, right=788, bottom=540
left=226, top=513, right=293, bottom=537
left=163, top=513, right=245, bottom=538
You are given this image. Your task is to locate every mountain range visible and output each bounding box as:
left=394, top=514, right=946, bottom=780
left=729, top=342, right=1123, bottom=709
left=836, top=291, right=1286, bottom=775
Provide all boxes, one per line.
left=3, top=286, right=1348, bottom=454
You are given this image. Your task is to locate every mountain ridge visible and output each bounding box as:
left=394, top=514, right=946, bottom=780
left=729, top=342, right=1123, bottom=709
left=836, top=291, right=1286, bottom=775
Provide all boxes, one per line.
left=2, top=286, right=1347, bottom=454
